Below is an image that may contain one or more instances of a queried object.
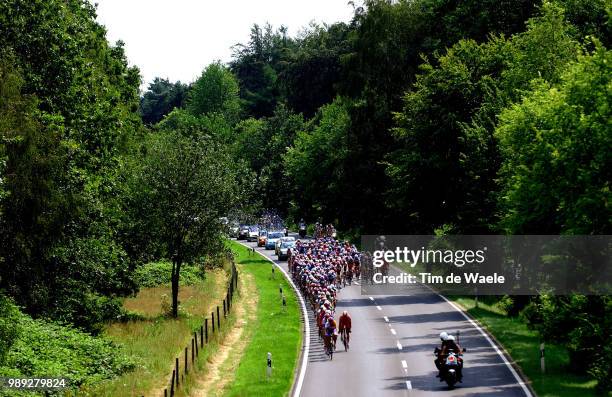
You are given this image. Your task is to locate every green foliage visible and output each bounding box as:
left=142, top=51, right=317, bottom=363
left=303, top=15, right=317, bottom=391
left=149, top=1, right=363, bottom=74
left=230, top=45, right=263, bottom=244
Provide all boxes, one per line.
left=284, top=98, right=350, bottom=222
left=187, top=62, right=241, bottom=122
left=231, top=104, right=305, bottom=215
left=496, top=43, right=611, bottom=234
left=555, top=0, right=611, bottom=46
left=0, top=295, right=21, bottom=365
left=140, top=78, right=189, bottom=125
left=0, top=295, right=135, bottom=392
left=388, top=3, right=580, bottom=233
left=231, top=24, right=295, bottom=118
left=134, top=262, right=205, bottom=288
left=522, top=295, right=611, bottom=392
left=281, top=23, right=351, bottom=117
left=125, top=128, right=246, bottom=315
left=0, top=0, right=141, bottom=333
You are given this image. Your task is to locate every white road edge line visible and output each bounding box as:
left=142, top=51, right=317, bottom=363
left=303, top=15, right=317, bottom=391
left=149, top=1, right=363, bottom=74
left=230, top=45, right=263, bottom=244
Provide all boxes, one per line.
left=384, top=316, right=389, bottom=322
left=397, top=341, right=403, bottom=350
left=390, top=328, right=397, bottom=335
left=235, top=240, right=309, bottom=397
left=376, top=305, right=382, bottom=311
left=406, top=381, right=412, bottom=389
left=429, top=285, right=533, bottom=397
left=401, top=360, right=408, bottom=369
left=369, top=296, right=374, bottom=301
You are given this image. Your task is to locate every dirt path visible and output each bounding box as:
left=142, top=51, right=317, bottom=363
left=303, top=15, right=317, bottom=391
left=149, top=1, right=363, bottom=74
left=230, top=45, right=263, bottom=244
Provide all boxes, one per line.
left=191, top=269, right=258, bottom=397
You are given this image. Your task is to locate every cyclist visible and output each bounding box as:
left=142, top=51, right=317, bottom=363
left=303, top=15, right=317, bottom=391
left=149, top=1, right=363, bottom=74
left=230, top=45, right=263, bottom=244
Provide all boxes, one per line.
left=339, top=310, right=352, bottom=350
left=324, top=313, right=337, bottom=356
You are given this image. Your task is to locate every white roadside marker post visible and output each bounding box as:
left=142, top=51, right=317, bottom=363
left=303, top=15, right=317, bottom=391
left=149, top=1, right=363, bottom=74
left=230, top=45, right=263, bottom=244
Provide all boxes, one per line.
left=267, top=352, right=273, bottom=379
left=540, top=342, right=545, bottom=374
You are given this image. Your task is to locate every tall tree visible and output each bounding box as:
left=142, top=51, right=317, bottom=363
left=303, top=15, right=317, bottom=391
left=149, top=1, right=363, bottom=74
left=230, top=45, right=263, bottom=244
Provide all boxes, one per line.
left=230, top=24, right=295, bottom=118
left=496, top=43, right=611, bottom=235
left=187, top=62, right=241, bottom=123
left=387, top=3, right=579, bottom=233
left=281, top=23, right=351, bottom=117
left=140, top=78, right=189, bottom=125
left=0, top=0, right=142, bottom=331
left=127, top=130, right=244, bottom=317
left=284, top=98, right=351, bottom=222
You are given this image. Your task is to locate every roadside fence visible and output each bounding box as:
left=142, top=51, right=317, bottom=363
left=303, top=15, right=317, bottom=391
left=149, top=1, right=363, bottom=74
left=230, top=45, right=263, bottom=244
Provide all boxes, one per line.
left=164, top=260, right=238, bottom=397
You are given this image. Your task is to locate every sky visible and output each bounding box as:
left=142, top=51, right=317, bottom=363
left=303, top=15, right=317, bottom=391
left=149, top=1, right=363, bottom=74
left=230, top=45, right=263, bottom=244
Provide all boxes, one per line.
left=93, top=0, right=358, bottom=91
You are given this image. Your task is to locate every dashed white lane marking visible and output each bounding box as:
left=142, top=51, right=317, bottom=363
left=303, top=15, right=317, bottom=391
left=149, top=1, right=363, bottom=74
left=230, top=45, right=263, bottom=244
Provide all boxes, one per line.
left=397, top=341, right=403, bottom=350
left=369, top=296, right=374, bottom=301
left=406, top=381, right=412, bottom=389
left=418, top=282, right=533, bottom=397
left=376, top=305, right=382, bottom=311
left=401, top=360, right=408, bottom=369
left=390, top=328, right=397, bottom=335
left=384, top=316, right=389, bottom=322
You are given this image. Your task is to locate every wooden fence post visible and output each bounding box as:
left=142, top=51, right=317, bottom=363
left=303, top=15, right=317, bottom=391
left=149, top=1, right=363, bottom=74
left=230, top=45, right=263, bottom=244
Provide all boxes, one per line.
left=211, top=312, right=215, bottom=333
left=184, top=347, right=188, bottom=374
left=175, top=358, right=179, bottom=388
left=200, top=325, right=204, bottom=348
left=170, top=369, right=175, bottom=396
left=205, top=318, right=209, bottom=343
left=223, top=299, right=226, bottom=317
left=217, top=306, right=220, bottom=328
left=192, top=337, right=195, bottom=363
left=195, top=331, right=199, bottom=355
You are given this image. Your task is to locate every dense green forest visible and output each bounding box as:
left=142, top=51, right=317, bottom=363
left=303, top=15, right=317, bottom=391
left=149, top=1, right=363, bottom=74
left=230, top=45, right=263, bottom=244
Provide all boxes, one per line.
left=0, top=0, right=610, bottom=393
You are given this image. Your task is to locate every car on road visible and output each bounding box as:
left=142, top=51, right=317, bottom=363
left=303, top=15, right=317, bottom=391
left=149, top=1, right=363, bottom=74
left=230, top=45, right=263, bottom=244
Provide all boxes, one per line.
left=265, top=231, right=284, bottom=250
left=257, top=229, right=268, bottom=247
left=237, top=225, right=249, bottom=240
left=277, top=240, right=296, bottom=260
left=247, top=226, right=259, bottom=242
left=228, top=221, right=240, bottom=238
left=275, top=236, right=296, bottom=255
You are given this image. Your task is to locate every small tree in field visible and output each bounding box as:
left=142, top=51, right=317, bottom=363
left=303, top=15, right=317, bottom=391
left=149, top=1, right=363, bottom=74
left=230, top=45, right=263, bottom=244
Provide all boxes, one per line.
left=128, top=130, right=242, bottom=317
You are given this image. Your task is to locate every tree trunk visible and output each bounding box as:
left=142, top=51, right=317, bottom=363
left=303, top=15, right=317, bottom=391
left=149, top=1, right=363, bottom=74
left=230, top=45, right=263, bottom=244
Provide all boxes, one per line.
left=171, top=259, right=182, bottom=318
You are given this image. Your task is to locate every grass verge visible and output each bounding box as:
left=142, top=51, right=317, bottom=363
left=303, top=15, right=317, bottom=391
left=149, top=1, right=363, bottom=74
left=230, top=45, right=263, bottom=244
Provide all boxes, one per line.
left=222, top=240, right=302, bottom=397
left=450, top=296, right=602, bottom=397
left=83, top=267, right=229, bottom=397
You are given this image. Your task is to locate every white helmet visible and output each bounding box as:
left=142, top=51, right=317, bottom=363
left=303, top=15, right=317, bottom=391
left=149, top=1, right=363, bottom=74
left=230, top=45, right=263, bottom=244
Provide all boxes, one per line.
left=447, top=335, right=455, bottom=341
left=439, top=332, right=449, bottom=341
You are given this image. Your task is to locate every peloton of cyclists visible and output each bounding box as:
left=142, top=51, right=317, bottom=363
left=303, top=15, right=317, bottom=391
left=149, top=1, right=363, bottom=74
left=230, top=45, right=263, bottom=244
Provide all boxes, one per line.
left=290, top=233, right=360, bottom=359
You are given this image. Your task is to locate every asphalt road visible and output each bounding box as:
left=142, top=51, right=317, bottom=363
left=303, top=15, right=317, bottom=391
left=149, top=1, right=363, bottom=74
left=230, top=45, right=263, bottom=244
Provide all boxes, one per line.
left=239, top=236, right=531, bottom=397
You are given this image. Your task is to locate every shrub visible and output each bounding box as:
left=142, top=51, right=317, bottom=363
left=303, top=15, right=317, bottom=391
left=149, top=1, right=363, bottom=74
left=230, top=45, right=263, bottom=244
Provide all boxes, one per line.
left=133, top=261, right=205, bottom=288
left=0, top=298, right=136, bottom=394
left=0, top=294, right=21, bottom=365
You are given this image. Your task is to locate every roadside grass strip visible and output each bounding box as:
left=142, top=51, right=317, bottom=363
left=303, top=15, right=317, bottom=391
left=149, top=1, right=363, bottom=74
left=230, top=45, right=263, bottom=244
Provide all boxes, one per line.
left=223, top=240, right=302, bottom=397
left=451, top=297, right=601, bottom=397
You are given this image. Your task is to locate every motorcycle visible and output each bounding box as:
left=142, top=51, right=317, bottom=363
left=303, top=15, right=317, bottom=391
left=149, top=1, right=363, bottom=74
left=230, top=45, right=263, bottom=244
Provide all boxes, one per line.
left=299, top=223, right=307, bottom=238
left=434, top=347, right=465, bottom=388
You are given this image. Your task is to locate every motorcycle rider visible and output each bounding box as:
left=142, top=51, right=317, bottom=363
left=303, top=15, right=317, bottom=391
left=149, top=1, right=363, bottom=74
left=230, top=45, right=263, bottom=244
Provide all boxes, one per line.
left=436, top=332, right=463, bottom=382
left=435, top=331, right=449, bottom=375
